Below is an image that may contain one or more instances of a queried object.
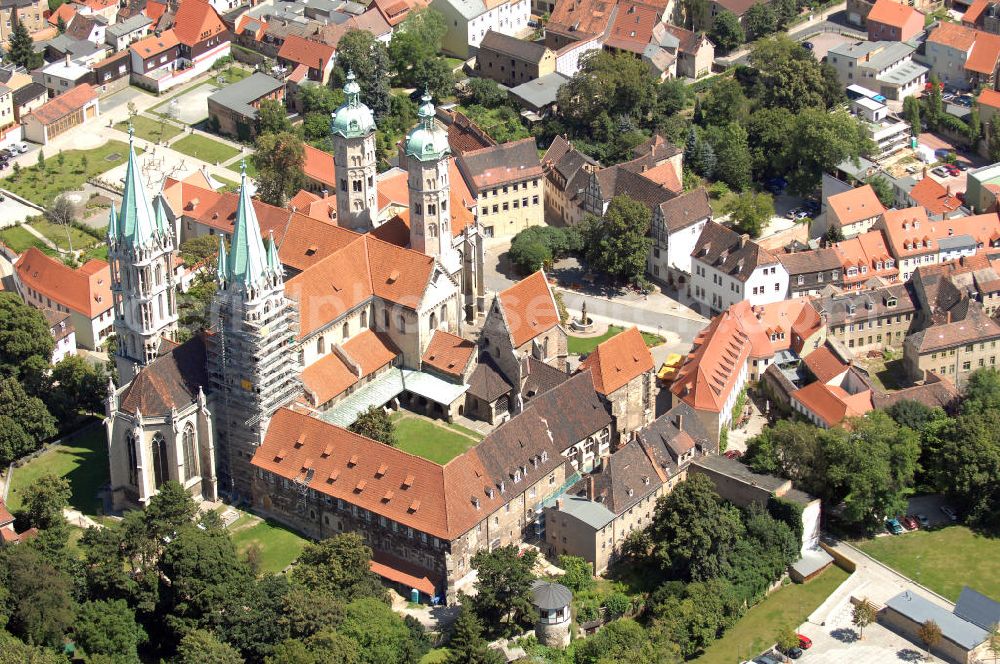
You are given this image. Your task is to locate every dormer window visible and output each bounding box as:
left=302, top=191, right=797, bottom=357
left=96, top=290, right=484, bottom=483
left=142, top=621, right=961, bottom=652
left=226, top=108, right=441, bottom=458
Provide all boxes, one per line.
left=541, top=450, right=548, bottom=462
left=513, top=470, right=522, bottom=483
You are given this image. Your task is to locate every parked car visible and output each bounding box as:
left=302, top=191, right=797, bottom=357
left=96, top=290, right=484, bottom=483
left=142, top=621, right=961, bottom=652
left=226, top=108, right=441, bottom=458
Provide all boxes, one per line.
left=932, top=166, right=950, bottom=177
left=14, top=142, right=28, bottom=153
left=797, top=634, right=812, bottom=649
left=787, top=207, right=801, bottom=220
left=940, top=505, right=958, bottom=522
left=802, top=41, right=814, bottom=50
left=754, top=656, right=779, bottom=664
left=916, top=513, right=930, bottom=528
left=902, top=515, right=919, bottom=530
left=886, top=518, right=905, bottom=535
left=0, top=148, right=13, bottom=159
left=945, top=165, right=961, bottom=176
left=958, top=162, right=969, bottom=171
left=783, top=646, right=803, bottom=660
left=794, top=210, right=810, bottom=220
left=724, top=450, right=743, bottom=460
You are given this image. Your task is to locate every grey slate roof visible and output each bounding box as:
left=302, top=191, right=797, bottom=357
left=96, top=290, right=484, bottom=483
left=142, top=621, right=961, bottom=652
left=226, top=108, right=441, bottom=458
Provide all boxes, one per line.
left=591, top=438, right=660, bottom=515
left=692, top=220, right=780, bottom=282
left=657, top=187, right=711, bottom=233
left=12, top=82, right=47, bottom=107
left=555, top=494, right=615, bottom=529
left=208, top=73, right=285, bottom=119
left=524, top=370, right=612, bottom=453
left=955, top=587, right=1000, bottom=630
left=508, top=72, right=569, bottom=111
left=531, top=581, right=572, bottom=610
left=119, top=335, right=209, bottom=415
left=811, top=282, right=918, bottom=328
left=886, top=591, right=988, bottom=650
left=480, top=30, right=550, bottom=63
left=779, top=247, right=843, bottom=275
left=690, top=455, right=789, bottom=493
left=467, top=354, right=514, bottom=402
left=45, top=34, right=103, bottom=59
left=106, top=13, right=153, bottom=39
left=521, top=356, right=569, bottom=402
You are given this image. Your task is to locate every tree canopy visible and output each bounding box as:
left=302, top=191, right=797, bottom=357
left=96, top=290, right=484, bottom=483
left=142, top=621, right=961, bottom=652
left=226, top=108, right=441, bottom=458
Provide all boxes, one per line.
left=254, top=131, right=305, bottom=207
left=581, top=195, right=653, bottom=284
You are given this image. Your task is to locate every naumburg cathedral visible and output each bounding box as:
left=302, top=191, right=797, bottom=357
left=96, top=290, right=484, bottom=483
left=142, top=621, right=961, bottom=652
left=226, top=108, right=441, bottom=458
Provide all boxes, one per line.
left=104, top=77, right=486, bottom=509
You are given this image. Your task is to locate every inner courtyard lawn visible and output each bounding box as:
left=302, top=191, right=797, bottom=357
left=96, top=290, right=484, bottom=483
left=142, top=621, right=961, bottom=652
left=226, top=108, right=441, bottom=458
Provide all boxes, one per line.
left=230, top=517, right=309, bottom=575
left=857, top=527, right=1000, bottom=601
left=567, top=325, right=666, bottom=356
left=29, top=217, right=101, bottom=253
left=7, top=425, right=108, bottom=517
left=694, top=565, right=851, bottom=664
left=115, top=115, right=182, bottom=143
left=171, top=134, right=240, bottom=164
left=391, top=413, right=482, bottom=465
left=3, top=141, right=133, bottom=205
left=0, top=225, right=55, bottom=255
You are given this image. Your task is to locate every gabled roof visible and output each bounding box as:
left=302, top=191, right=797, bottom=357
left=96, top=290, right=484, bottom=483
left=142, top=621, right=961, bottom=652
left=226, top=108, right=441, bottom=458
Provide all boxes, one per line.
left=545, top=0, right=616, bottom=39
left=422, top=329, right=476, bottom=379
left=907, top=301, right=1000, bottom=352
left=867, top=0, right=922, bottom=29
left=778, top=247, right=843, bottom=275
left=909, top=176, right=962, bottom=215
left=656, top=187, right=711, bottom=233
left=604, top=0, right=662, bottom=54
left=591, top=438, right=661, bottom=515
left=171, top=0, right=227, bottom=46
left=342, top=329, right=399, bottom=376
left=15, top=248, right=112, bottom=318
left=579, top=327, right=653, bottom=395
left=302, top=144, right=335, bottom=190
left=49, top=2, right=77, bottom=26
left=827, top=184, right=886, bottom=227
left=278, top=34, right=335, bottom=68
left=978, top=87, right=1000, bottom=110
left=496, top=270, right=561, bottom=347
left=886, top=591, right=987, bottom=650
left=832, top=230, right=897, bottom=286
left=523, top=370, right=612, bottom=451
left=467, top=354, right=514, bottom=401
left=928, top=21, right=977, bottom=51
left=301, top=350, right=359, bottom=405
left=692, top=220, right=780, bottom=281
left=479, top=29, right=550, bottom=63
left=26, top=83, right=97, bottom=126
left=130, top=28, right=179, bottom=57
left=456, top=137, right=543, bottom=191
left=880, top=208, right=1000, bottom=258
left=967, top=31, right=1000, bottom=73
left=791, top=381, right=872, bottom=428
left=872, top=371, right=960, bottom=411
left=964, top=0, right=990, bottom=25
left=802, top=345, right=850, bottom=383
left=955, top=587, right=1000, bottom=630
left=119, top=335, right=209, bottom=414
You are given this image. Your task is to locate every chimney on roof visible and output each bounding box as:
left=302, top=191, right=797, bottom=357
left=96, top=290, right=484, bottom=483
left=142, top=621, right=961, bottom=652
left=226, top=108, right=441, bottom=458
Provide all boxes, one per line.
left=947, top=184, right=952, bottom=196
left=923, top=166, right=928, bottom=179
left=947, top=310, right=952, bottom=323
left=674, top=412, right=683, bottom=431
left=740, top=234, right=749, bottom=248
left=556, top=498, right=563, bottom=510
left=65, top=53, right=71, bottom=66
left=587, top=474, right=595, bottom=499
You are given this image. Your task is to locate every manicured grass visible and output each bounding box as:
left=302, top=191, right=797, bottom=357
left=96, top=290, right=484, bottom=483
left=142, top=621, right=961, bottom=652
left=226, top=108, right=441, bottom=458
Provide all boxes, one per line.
left=29, top=217, right=101, bottom=253
left=214, top=175, right=240, bottom=192
left=115, top=114, right=183, bottom=143
left=214, top=66, right=252, bottom=85
left=0, top=224, right=56, bottom=255
left=567, top=325, right=666, bottom=356
left=420, top=649, right=450, bottom=663
left=171, top=134, right=241, bottom=164
left=7, top=425, right=109, bottom=517
left=230, top=518, right=309, bottom=575
left=391, top=413, right=481, bottom=465
left=3, top=141, right=132, bottom=206
left=695, top=565, right=851, bottom=664
left=857, top=526, right=1000, bottom=601
left=228, top=158, right=258, bottom=178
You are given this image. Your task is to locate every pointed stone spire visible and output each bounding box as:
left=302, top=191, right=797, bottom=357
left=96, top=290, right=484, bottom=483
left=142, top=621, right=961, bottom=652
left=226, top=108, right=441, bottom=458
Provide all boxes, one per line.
left=266, top=230, right=280, bottom=274
left=153, top=196, right=169, bottom=236
left=226, top=160, right=268, bottom=290
left=106, top=201, right=118, bottom=242
left=216, top=235, right=228, bottom=284
left=119, top=124, right=158, bottom=250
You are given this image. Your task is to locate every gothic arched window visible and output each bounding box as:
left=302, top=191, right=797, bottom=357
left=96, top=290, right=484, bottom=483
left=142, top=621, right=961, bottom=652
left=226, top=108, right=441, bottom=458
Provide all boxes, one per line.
left=151, top=433, right=169, bottom=489
left=360, top=309, right=368, bottom=328
left=342, top=321, right=350, bottom=339
left=126, top=432, right=138, bottom=486
left=183, top=423, right=198, bottom=482
left=429, top=312, right=437, bottom=330
left=440, top=304, right=447, bottom=326
left=317, top=337, right=325, bottom=355
left=154, top=263, right=163, bottom=286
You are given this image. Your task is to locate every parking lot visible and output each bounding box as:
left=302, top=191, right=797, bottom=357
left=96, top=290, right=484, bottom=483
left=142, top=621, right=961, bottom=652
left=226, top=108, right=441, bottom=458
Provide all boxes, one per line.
left=803, top=32, right=859, bottom=61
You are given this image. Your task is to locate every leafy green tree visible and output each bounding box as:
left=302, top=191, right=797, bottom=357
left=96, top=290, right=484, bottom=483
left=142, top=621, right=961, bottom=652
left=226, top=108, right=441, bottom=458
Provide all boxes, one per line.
left=0, top=544, right=75, bottom=647
left=144, top=480, right=199, bottom=542
left=335, top=30, right=392, bottom=120
left=904, top=95, right=922, bottom=136
left=556, top=51, right=659, bottom=138
left=746, top=107, right=794, bottom=180
left=710, top=10, right=744, bottom=52
left=0, top=629, right=67, bottom=663
left=931, top=410, right=1000, bottom=530
left=303, top=630, right=361, bottom=663
left=338, top=598, right=430, bottom=664
left=724, top=190, right=773, bottom=238
left=776, top=626, right=800, bottom=652
left=74, top=599, right=146, bottom=662
left=990, top=120, right=1000, bottom=163
left=925, top=76, right=943, bottom=130
left=886, top=399, right=943, bottom=432
left=470, top=545, right=538, bottom=638
left=748, top=36, right=837, bottom=112
left=175, top=629, right=243, bottom=664
left=462, top=78, right=507, bottom=108
left=558, top=555, right=596, bottom=592
left=649, top=473, right=745, bottom=580
left=658, top=78, right=688, bottom=117
left=649, top=578, right=742, bottom=658
left=388, top=8, right=447, bottom=87
left=445, top=603, right=504, bottom=664
left=348, top=406, right=396, bottom=446
left=301, top=84, right=344, bottom=115
left=278, top=586, right=345, bottom=639
left=706, top=122, right=751, bottom=191
left=784, top=108, right=872, bottom=195
left=604, top=591, right=631, bottom=619
left=508, top=236, right=552, bottom=273
left=257, top=98, right=292, bottom=135
left=16, top=474, right=69, bottom=532
left=414, top=58, right=455, bottom=101
left=56, top=15, right=65, bottom=33
left=508, top=226, right=581, bottom=274
left=79, top=524, right=138, bottom=602
left=254, top=131, right=305, bottom=207
left=743, top=3, right=777, bottom=40
left=575, top=618, right=682, bottom=664
left=0, top=293, right=54, bottom=380
left=6, top=20, right=41, bottom=70
left=685, top=127, right=716, bottom=178
left=48, top=355, right=107, bottom=420
left=179, top=234, right=221, bottom=270
left=866, top=174, right=895, bottom=208
left=0, top=378, right=57, bottom=465
left=700, top=77, right=750, bottom=128
left=852, top=598, right=876, bottom=639
left=581, top=195, right=653, bottom=284
left=266, top=640, right=316, bottom=664
left=292, top=533, right=388, bottom=602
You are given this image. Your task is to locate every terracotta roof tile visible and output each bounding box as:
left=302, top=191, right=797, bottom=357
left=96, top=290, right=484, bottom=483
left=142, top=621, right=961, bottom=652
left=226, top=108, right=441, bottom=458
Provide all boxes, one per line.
left=802, top=346, right=850, bottom=383
left=978, top=87, right=1000, bottom=109
left=604, top=0, right=662, bottom=53
left=48, top=3, right=76, bottom=26
left=967, top=30, right=1000, bottom=73
left=279, top=212, right=357, bottom=273
left=342, top=329, right=399, bottom=376
left=422, top=329, right=476, bottom=378
left=171, top=0, right=226, bottom=47
left=827, top=184, right=886, bottom=227
left=867, top=0, right=922, bottom=30
left=15, top=247, right=112, bottom=318
left=278, top=34, right=335, bottom=68
left=303, top=144, right=335, bottom=191
left=579, top=327, right=654, bottom=395
left=27, top=83, right=96, bottom=126
left=833, top=230, right=898, bottom=286
left=791, top=382, right=872, bottom=427
left=964, top=0, right=990, bottom=25
left=928, top=21, right=977, bottom=51
left=301, top=350, right=358, bottom=405
left=497, top=270, right=561, bottom=347
left=909, top=176, right=963, bottom=216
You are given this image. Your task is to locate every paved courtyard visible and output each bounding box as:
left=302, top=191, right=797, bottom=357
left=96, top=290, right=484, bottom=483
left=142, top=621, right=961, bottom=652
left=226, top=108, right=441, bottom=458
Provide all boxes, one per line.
left=156, top=83, right=219, bottom=124
left=0, top=193, right=41, bottom=226
left=804, top=31, right=859, bottom=61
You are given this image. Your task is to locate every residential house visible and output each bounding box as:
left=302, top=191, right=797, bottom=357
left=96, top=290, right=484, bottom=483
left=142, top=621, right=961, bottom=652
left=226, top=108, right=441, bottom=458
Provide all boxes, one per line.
left=43, top=308, right=77, bottom=364
left=0, top=0, right=47, bottom=43
left=657, top=23, right=714, bottom=79
left=72, top=0, right=119, bottom=22
left=430, top=0, right=531, bottom=59
left=907, top=175, right=964, bottom=218
left=64, top=13, right=108, bottom=45
left=456, top=137, right=544, bottom=238
left=790, top=368, right=874, bottom=428
left=875, top=207, right=1000, bottom=279
left=475, top=30, right=556, bottom=87
left=276, top=35, right=335, bottom=84
left=11, top=82, right=47, bottom=122
left=371, top=0, right=428, bottom=26
left=827, top=40, right=928, bottom=101
left=540, top=135, right=599, bottom=227
left=48, top=3, right=77, bottom=29
left=850, top=95, right=911, bottom=159
left=0, top=85, right=13, bottom=135
left=904, top=301, right=1000, bottom=386
left=579, top=135, right=684, bottom=220
left=13, top=247, right=114, bottom=350
left=647, top=187, right=712, bottom=285
left=910, top=253, right=1000, bottom=324
left=690, top=221, right=790, bottom=315
left=826, top=184, right=886, bottom=238
left=831, top=229, right=899, bottom=290
left=0, top=499, right=36, bottom=546
left=697, top=0, right=768, bottom=31
left=91, top=50, right=132, bottom=98
left=46, top=34, right=106, bottom=65
left=579, top=327, right=656, bottom=441
left=41, top=56, right=93, bottom=98
left=780, top=248, right=845, bottom=297
left=22, top=82, right=99, bottom=145
left=207, top=72, right=285, bottom=139
left=960, top=160, right=1000, bottom=213
left=866, top=0, right=924, bottom=42
left=105, top=13, right=152, bottom=49
left=925, top=22, right=1000, bottom=90
left=848, top=0, right=936, bottom=26
left=872, top=370, right=960, bottom=411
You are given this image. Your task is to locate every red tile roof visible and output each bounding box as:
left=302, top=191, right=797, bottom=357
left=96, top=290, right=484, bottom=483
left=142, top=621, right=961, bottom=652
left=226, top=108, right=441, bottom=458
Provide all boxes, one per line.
left=278, top=35, right=335, bottom=69
left=342, top=329, right=399, bottom=376
left=978, top=87, right=1000, bottom=110
left=303, top=144, right=335, bottom=191
left=301, top=349, right=358, bottom=405
left=580, top=326, right=654, bottom=395
left=422, top=329, right=476, bottom=378
left=966, top=31, right=1000, bottom=74
left=880, top=208, right=1000, bottom=258
left=792, top=382, right=872, bottom=428
left=928, top=21, right=977, bottom=51
left=604, top=0, right=662, bottom=54
left=964, top=0, right=990, bottom=25
left=638, top=160, right=681, bottom=193
left=15, top=248, right=112, bottom=318
left=497, top=271, right=561, bottom=348
left=909, top=176, right=963, bottom=216
left=131, top=29, right=179, bottom=58
left=802, top=346, right=849, bottom=383
left=833, top=230, right=898, bottom=287
left=827, top=184, right=886, bottom=227
left=866, top=0, right=922, bottom=30
left=48, top=3, right=76, bottom=26
left=144, top=0, right=167, bottom=24
left=27, top=83, right=97, bottom=126
left=171, top=0, right=227, bottom=47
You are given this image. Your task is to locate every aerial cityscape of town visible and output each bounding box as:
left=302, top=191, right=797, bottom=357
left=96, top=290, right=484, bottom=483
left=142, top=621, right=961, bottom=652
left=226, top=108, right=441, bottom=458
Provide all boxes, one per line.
left=3, top=0, right=1000, bottom=660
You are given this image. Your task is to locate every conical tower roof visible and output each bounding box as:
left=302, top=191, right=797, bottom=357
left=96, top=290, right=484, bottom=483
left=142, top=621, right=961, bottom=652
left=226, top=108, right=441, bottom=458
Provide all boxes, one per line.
left=118, top=126, right=159, bottom=249
left=331, top=70, right=376, bottom=139
left=226, top=161, right=269, bottom=289
left=216, top=235, right=228, bottom=283
left=106, top=201, right=118, bottom=241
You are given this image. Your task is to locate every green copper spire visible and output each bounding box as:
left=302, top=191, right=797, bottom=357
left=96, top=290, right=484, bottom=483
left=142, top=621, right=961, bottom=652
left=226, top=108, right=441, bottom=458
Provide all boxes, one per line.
left=404, top=90, right=449, bottom=162
left=266, top=230, right=280, bottom=274
left=153, top=196, right=169, bottom=236
left=216, top=235, right=228, bottom=283
left=331, top=69, right=376, bottom=139
left=119, top=125, right=158, bottom=249
left=226, top=161, right=268, bottom=290
left=106, top=201, right=118, bottom=241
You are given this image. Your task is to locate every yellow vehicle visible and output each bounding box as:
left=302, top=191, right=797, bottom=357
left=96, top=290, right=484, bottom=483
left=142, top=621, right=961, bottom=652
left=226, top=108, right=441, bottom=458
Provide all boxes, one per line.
left=656, top=353, right=684, bottom=384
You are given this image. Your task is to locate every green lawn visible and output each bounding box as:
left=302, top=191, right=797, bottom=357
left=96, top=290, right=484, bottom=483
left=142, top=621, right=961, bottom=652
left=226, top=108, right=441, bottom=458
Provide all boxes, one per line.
left=567, top=325, right=666, bottom=356
left=391, top=413, right=481, bottom=464
left=7, top=425, right=109, bottom=517
left=0, top=225, right=56, bottom=255
left=227, top=158, right=258, bottom=178
left=115, top=114, right=182, bottom=143
left=29, top=217, right=101, bottom=253
left=214, top=66, right=252, bottom=85
left=3, top=141, right=133, bottom=206
left=171, top=134, right=241, bottom=164
left=230, top=518, right=309, bottom=575
left=695, top=565, right=851, bottom=664
left=857, top=526, right=1000, bottom=601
